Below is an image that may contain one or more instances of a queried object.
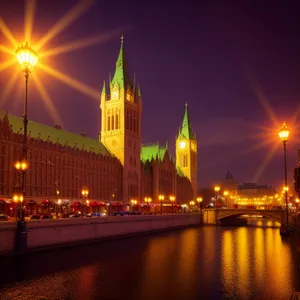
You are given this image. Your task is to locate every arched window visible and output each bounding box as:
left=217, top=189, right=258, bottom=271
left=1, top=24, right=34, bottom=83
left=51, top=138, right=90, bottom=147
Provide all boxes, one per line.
left=107, top=114, right=111, bottom=131
left=116, top=111, right=119, bottom=129
left=112, top=115, right=115, bottom=130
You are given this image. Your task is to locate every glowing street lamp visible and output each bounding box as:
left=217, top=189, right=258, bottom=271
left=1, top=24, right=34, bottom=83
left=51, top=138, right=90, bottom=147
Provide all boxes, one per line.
left=13, top=42, right=37, bottom=253
left=278, top=122, right=290, bottom=226
left=169, top=195, right=175, bottom=215
left=159, top=194, right=164, bottom=215
left=131, top=199, right=137, bottom=212
left=214, top=185, right=220, bottom=207
left=197, top=196, right=203, bottom=211
left=145, top=197, right=152, bottom=212
left=81, top=187, right=89, bottom=215
left=223, top=191, right=229, bottom=207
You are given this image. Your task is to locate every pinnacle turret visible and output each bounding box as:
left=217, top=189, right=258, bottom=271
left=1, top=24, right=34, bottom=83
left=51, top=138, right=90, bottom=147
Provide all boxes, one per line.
left=178, top=103, right=195, bottom=140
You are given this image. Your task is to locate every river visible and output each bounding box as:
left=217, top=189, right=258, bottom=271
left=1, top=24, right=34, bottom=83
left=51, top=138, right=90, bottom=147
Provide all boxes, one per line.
left=0, top=220, right=299, bottom=300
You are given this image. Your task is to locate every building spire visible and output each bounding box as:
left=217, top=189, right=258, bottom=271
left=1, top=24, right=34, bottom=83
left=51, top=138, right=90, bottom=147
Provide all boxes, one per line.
left=179, top=104, right=195, bottom=140
left=101, top=80, right=106, bottom=94
left=111, top=36, right=132, bottom=89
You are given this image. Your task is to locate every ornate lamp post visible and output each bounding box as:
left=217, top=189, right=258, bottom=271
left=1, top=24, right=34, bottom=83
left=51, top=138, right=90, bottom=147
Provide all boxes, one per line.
left=197, top=197, right=203, bottom=212
left=145, top=197, right=152, bottom=213
left=14, top=42, right=37, bottom=253
left=223, top=191, right=229, bottom=207
left=81, top=187, right=89, bottom=215
left=214, top=185, right=220, bottom=207
left=189, top=201, right=195, bottom=212
left=58, top=198, right=61, bottom=217
left=131, top=199, right=137, bottom=213
left=278, top=122, right=290, bottom=227
left=159, top=195, right=164, bottom=215
left=169, top=195, right=175, bottom=215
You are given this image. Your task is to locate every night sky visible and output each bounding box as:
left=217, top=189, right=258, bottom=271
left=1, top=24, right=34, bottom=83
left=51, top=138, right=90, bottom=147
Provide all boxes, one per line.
left=1, top=0, right=300, bottom=190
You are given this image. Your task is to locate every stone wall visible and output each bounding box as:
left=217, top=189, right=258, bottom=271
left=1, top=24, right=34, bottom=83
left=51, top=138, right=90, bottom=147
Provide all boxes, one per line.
left=0, top=214, right=201, bottom=254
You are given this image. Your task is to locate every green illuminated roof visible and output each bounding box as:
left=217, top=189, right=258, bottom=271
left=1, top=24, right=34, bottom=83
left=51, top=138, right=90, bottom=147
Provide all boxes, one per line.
left=102, top=81, right=106, bottom=94
left=0, top=110, right=109, bottom=156
left=177, top=167, right=185, bottom=177
left=141, top=143, right=167, bottom=163
left=178, top=104, right=196, bottom=140
left=111, top=39, right=133, bottom=90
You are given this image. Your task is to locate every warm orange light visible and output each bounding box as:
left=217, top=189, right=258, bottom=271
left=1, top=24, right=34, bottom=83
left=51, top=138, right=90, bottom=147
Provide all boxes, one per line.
left=86, top=199, right=90, bottom=205
left=189, top=201, right=195, bottom=206
left=15, top=42, right=38, bottom=74
left=15, top=160, right=28, bottom=171
left=159, top=195, right=164, bottom=201
left=278, top=122, right=290, bottom=143
left=13, top=194, right=23, bottom=203
left=81, top=188, right=89, bottom=197
left=223, top=191, right=229, bottom=196
left=197, top=197, right=203, bottom=203
left=214, top=185, right=220, bottom=192
left=169, top=196, right=175, bottom=201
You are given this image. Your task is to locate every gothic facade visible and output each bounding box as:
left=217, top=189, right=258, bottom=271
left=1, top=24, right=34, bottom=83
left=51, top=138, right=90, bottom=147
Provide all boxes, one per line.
left=0, top=39, right=197, bottom=211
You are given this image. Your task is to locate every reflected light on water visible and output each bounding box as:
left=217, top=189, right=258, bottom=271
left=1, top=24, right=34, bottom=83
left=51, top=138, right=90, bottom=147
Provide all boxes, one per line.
left=0, top=223, right=299, bottom=300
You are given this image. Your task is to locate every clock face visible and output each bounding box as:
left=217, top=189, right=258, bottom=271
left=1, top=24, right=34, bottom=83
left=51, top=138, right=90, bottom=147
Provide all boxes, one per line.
left=113, top=91, right=119, bottom=99
left=179, top=141, right=186, bottom=149
left=112, top=139, right=117, bottom=148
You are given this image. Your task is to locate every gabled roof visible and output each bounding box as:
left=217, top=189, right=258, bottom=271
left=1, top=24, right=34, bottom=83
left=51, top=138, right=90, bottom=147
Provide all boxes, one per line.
left=178, top=104, right=196, bottom=140
left=141, top=143, right=167, bottom=163
left=0, top=110, right=110, bottom=156
left=111, top=38, right=133, bottom=90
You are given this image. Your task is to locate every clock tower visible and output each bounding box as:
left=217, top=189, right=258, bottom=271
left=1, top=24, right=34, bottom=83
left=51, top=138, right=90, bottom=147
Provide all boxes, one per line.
left=176, top=104, right=198, bottom=197
left=100, top=37, right=142, bottom=202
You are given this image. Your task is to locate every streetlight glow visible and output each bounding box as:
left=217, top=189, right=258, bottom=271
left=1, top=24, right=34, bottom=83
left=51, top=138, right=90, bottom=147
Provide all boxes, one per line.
left=278, top=122, right=290, bottom=143
left=15, top=41, right=38, bottom=75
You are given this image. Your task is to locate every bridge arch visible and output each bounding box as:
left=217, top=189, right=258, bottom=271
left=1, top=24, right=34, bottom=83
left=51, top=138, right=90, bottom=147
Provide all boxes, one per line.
left=216, top=209, right=284, bottom=225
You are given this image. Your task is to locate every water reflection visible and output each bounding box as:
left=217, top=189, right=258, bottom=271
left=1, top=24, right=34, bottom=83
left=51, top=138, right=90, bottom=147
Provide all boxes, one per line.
left=0, top=221, right=299, bottom=300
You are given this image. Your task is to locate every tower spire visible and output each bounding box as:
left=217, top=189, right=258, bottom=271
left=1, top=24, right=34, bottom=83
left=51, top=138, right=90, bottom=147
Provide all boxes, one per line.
left=111, top=36, right=132, bottom=89
left=179, top=103, right=195, bottom=140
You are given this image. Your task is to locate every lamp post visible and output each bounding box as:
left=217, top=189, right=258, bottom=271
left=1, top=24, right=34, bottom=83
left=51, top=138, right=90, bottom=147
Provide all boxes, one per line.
left=169, top=196, right=175, bottom=215
left=14, top=42, right=37, bottom=254
left=58, top=198, right=61, bottom=217
left=159, top=195, right=164, bottom=215
left=81, top=187, right=89, bottom=215
left=197, top=197, right=203, bottom=224
left=223, top=191, right=229, bottom=208
left=197, top=197, right=203, bottom=212
left=189, top=201, right=195, bottom=212
left=145, top=197, right=152, bottom=214
left=131, top=199, right=137, bottom=213
left=214, top=185, right=220, bottom=207
left=278, top=122, right=290, bottom=227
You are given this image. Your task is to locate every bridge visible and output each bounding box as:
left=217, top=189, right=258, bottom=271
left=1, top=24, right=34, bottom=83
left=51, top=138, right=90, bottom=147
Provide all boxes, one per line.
left=202, top=208, right=286, bottom=225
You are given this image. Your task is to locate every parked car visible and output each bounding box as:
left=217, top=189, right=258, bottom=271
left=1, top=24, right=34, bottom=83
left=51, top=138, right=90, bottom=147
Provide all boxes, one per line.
left=70, top=213, right=83, bottom=218
left=30, top=214, right=41, bottom=220
left=0, top=214, right=10, bottom=221
left=41, top=214, right=53, bottom=219
left=91, top=212, right=107, bottom=217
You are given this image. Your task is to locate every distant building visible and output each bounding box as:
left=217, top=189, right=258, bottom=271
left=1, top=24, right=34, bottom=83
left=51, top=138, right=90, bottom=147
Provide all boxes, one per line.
left=232, top=182, right=277, bottom=207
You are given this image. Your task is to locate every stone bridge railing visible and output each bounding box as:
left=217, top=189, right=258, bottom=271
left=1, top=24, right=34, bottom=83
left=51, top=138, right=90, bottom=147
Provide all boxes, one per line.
left=202, top=208, right=285, bottom=225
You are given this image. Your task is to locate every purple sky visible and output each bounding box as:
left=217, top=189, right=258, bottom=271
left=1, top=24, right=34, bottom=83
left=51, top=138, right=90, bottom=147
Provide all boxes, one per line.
left=1, top=0, right=300, bottom=190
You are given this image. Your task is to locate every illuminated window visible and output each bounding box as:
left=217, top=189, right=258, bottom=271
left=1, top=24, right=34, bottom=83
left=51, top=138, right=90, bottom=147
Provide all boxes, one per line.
left=112, top=115, right=114, bottom=130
